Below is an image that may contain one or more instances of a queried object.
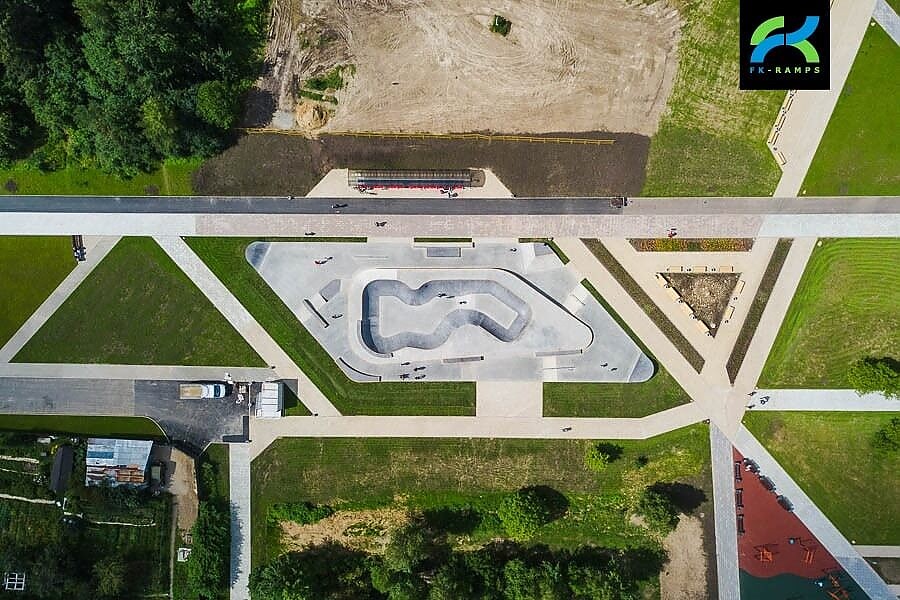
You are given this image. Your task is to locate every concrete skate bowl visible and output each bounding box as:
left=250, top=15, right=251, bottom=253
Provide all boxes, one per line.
left=361, top=279, right=532, bottom=355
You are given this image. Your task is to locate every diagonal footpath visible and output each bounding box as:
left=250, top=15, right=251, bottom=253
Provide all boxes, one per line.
left=733, top=426, right=895, bottom=600
left=229, top=443, right=251, bottom=600
left=710, top=424, right=740, bottom=600
left=154, top=236, right=339, bottom=416
left=0, top=236, right=120, bottom=362
left=874, top=0, right=900, bottom=46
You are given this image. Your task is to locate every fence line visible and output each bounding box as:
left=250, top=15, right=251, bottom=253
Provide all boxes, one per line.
left=239, top=128, right=615, bottom=146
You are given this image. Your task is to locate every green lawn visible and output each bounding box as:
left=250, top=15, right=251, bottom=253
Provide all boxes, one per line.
left=802, top=22, right=900, bottom=195
left=543, top=280, right=691, bottom=417
left=0, top=415, right=165, bottom=438
left=186, top=237, right=476, bottom=415
left=0, top=158, right=199, bottom=196
left=760, top=239, right=900, bottom=388
left=642, top=0, right=783, bottom=196
left=14, top=237, right=264, bottom=366
left=744, top=412, right=900, bottom=544
left=251, top=424, right=710, bottom=567
left=0, top=236, right=75, bottom=348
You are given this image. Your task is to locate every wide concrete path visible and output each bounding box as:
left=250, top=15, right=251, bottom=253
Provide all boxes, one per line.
left=855, top=545, right=900, bottom=558
left=753, top=389, right=899, bottom=411
left=733, top=426, right=894, bottom=600
left=229, top=444, right=251, bottom=600
left=476, top=381, right=543, bottom=417
left=710, top=424, right=740, bottom=600
left=772, top=0, right=878, bottom=196
left=0, top=363, right=275, bottom=381
left=249, top=402, right=705, bottom=458
left=874, top=0, right=900, bottom=46
left=153, top=236, right=339, bottom=416
left=0, top=236, right=120, bottom=362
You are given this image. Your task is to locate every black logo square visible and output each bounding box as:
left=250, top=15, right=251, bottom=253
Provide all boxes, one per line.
left=740, top=0, right=830, bottom=90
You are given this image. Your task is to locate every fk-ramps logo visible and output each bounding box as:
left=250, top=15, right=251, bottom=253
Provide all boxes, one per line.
left=740, top=0, right=829, bottom=90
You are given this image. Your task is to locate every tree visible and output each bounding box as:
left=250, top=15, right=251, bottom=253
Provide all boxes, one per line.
left=873, top=417, right=900, bottom=452
left=196, top=80, right=238, bottom=129
left=636, top=489, right=678, bottom=534
left=93, top=556, right=127, bottom=597
left=497, top=488, right=552, bottom=541
left=187, top=501, right=230, bottom=598
left=848, top=357, right=900, bottom=398
left=502, top=559, right=566, bottom=600
left=384, top=523, right=433, bottom=574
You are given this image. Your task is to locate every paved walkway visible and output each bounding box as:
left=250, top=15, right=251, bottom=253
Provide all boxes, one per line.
left=476, top=381, right=543, bottom=417
left=153, top=236, right=339, bottom=416
left=855, top=545, right=900, bottom=558
left=229, top=444, right=251, bottom=600
left=733, top=426, right=895, bottom=600
left=249, top=402, right=706, bottom=458
left=0, top=363, right=275, bottom=381
left=753, top=389, right=898, bottom=411
left=0, top=236, right=120, bottom=362
left=772, top=0, right=878, bottom=196
left=710, top=424, right=740, bottom=600
left=874, top=0, right=900, bottom=46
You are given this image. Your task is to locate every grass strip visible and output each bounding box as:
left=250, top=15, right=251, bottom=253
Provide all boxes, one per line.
left=0, top=415, right=165, bottom=438
left=186, top=237, right=476, bottom=415
left=725, top=239, right=792, bottom=382
left=581, top=239, right=704, bottom=372
left=543, top=280, right=691, bottom=417
left=518, top=238, right=570, bottom=264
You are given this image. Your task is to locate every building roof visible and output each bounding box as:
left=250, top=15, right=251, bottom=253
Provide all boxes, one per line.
left=255, top=382, right=283, bottom=418
left=85, top=438, right=153, bottom=487
left=50, top=445, right=74, bottom=494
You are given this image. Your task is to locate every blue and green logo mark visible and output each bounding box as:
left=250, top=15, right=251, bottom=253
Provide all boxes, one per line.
left=740, top=2, right=829, bottom=90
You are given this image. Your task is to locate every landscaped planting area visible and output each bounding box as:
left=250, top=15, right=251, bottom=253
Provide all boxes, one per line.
left=15, top=237, right=264, bottom=366
left=251, top=425, right=712, bottom=573
left=744, top=412, right=900, bottom=544
left=0, top=236, right=74, bottom=348
left=187, top=237, right=476, bottom=415
left=802, top=23, right=900, bottom=196
left=642, top=0, right=783, bottom=196
left=760, top=238, right=900, bottom=388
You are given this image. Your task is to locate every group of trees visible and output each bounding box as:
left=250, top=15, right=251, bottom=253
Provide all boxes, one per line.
left=849, top=357, right=900, bottom=399
left=186, top=501, right=231, bottom=598
left=0, top=0, right=266, bottom=175
left=250, top=535, right=663, bottom=600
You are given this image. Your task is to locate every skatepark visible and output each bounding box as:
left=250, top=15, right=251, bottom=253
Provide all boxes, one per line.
left=247, top=240, right=653, bottom=383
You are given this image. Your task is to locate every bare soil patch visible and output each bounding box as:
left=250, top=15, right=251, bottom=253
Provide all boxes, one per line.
left=279, top=507, right=410, bottom=553
left=167, top=448, right=199, bottom=533
left=253, top=0, right=679, bottom=135
left=661, top=515, right=708, bottom=600
left=194, top=131, right=649, bottom=196
left=663, top=273, right=739, bottom=333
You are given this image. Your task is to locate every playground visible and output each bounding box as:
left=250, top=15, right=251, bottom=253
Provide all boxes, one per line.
left=733, top=448, right=870, bottom=599
left=247, top=240, right=653, bottom=383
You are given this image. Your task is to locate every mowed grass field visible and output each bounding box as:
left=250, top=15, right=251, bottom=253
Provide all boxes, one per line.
left=744, top=412, right=900, bottom=544
left=760, top=239, right=900, bottom=388
left=0, top=158, right=199, bottom=196
left=802, top=22, right=900, bottom=195
left=0, top=236, right=74, bottom=348
left=642, top=0, right=783, bottom=196
left=15, top=237, right=264, bottom=366
left=252, top=425, right=711, bottom=566
left=187, top=237, right=476, bottom=415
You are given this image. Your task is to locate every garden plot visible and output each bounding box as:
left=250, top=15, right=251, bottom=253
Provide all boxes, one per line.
left=247, top=240, right=653, bottom=383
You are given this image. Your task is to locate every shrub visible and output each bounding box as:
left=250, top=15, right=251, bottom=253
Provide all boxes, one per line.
left=585, top=443, right=623, bottom=472
left=267, top=501, right=334, bottom=525
left=873, top=417, right=900, bottom=452
left=636, top=489, right=678, bottom=534
left=490, top=15, right=512, bottom=36
left=187, top=502, right=230, bottom=598
left=497, top=488, right=551, bottom=540
left=848, top=357, right=900, bottom=398
left=196, top=80, right=239, bottom=130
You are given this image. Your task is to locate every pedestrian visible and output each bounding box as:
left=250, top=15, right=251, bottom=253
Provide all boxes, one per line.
left=610, top=367, right=618, bottom=372
left=747, top=404, right=755, bottom=410
left=600, top=362, right=608, bottom=367
left=510, top=248, right=517, bottom=252
left=748, top=390, right=757, bottom=397
left=313, top=412, right=319, bottom=417
left=561, top=426, right=572, bottom=432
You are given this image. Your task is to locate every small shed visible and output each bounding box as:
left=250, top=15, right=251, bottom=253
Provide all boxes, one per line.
left=86, top=438, right=154, bottom=488
left=255, top=382, right=283, bottom=418
left=49, top=445, right=74, bottom=494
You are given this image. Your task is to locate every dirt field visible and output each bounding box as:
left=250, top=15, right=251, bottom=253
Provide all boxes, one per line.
left=279, top=507, right=410, bottom=553
left=663, top=273, right=739, bottom=334
left=193, top=131, right=649, bottom=196
left=254, top=0, right=680, bottom=135
left=661, top=515, right=709, bottom=600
